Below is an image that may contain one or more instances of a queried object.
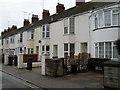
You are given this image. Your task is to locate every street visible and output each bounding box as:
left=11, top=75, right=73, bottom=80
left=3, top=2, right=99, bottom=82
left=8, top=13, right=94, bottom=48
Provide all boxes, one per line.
left=1, top=71, right=36, bottom=89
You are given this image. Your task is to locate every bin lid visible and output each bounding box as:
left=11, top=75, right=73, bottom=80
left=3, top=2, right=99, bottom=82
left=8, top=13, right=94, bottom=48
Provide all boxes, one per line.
left=103, top=60, right=120, bottom=67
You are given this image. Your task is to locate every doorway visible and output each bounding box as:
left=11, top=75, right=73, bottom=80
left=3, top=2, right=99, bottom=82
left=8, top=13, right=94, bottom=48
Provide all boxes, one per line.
left=53, top=45, right=58, bottom=56
left=81, top=43, right=87, bottom=53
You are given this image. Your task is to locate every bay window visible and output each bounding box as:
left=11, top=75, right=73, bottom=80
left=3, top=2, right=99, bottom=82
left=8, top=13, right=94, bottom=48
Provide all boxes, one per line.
left=95, top=42, right=118, bottom=58
left=104, top=10, right=111, bottom=26
left=98, top=12, right=104, bottom=27
left=112, top=9, right=119, bottom=26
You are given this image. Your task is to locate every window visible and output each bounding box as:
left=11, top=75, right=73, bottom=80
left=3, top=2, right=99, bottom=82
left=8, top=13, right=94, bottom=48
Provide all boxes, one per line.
left=64, top=18, right=75, bottom=34
left=98, top=12, right=104, bottom=27
left=31, top=31, right=34, bottom=39
left=28, top=48, right=30, bottom=54
left=46, top=25, right=50, bottom=37
left=69, top=18, right=75, bottom=34
left=19, top=47, right=22, bottom=53
left=20, top=33, right=23, bottom=42
left=64, top=19, right=68, bottom=34
left=10, top=36, right=14, bottom=43
left=64, top=43, right=68, bottom=56
left=113, top=42, right=118, bottom=58
left=6, top=38, right=9, bottom=44
left=42, top=26, right=45, bottom=38
left=104, top=10, right=111, bottom=26
left=70, top=43, right=75, bottom=56
left=42, top=25, right=50, bottom=38
left=95, top=43, right=98, bottom=58
left=95, top=42, right=118, bottom=58
left=31, top=48, right=33, bottom=54
left=105, top=42, right=112, bottom=58
left=99, top=42, right=104, bottom=58
left=95, top=15, right=98, bottom=29
left=42, top=45, right=50, bottom=54
left=28, top=48, right=33, bottom=54
left=64, top=43, right=75, bottom=56
left=112, top=9, right=119, bottom=26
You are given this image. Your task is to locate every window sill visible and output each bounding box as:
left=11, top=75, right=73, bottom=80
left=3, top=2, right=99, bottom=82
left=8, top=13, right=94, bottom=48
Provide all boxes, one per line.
left=93, top=25, right=120, bottom=31
left=63, top=33, right=75, bottom=36
left=42, top=37, right=50, bottom=39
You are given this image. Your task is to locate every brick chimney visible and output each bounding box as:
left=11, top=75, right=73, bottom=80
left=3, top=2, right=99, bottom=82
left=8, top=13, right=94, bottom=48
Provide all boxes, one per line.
left=7, top=27, right=11, bottom=32
left=56, top=3, right=65, bottom=13
left=76, top=0, right=85, bottom=6
left=42, top=9, right=50, bottom=19
left=4, top=29, right=7, bottom=34
left=23, top=19, right=30, bottom=26
left=11, top=25, right=17, bottom=30
left=31, top=14, right=39, bottom=23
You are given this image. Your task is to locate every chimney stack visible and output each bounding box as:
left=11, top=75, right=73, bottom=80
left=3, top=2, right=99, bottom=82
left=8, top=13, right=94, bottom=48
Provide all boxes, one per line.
left=7, top=27, right=11, bottom=32
left=42, top=9, right=50, bottom=19
left=56, top=3, right=65, bottom=13
left=11, top=25, right=17, bottom=30
left=31, top=14, right=39, bottom=23
left=76, top=0, right=85, bottom=6
left=23, top=19, right=30, bottom=26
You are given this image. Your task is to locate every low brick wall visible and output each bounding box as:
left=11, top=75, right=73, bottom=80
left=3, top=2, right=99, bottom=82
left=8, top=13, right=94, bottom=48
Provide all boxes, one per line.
left=23, top=54, right=38, bottom=63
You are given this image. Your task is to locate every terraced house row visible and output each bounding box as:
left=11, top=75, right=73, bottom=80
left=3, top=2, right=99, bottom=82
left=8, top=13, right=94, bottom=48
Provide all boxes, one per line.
left=0, top=0, right=120, bottom=62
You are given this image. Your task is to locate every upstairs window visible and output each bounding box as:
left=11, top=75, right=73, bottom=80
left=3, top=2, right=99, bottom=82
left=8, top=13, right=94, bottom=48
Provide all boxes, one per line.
left=64, top=19, right=68, bottom=34
left=95, top=15, right=98, bottom=29
left=31, top=31, right=34, bottom=39
left=98, top=12, right=104, bottom=27
left=104, top=10, right=111, bottom=26
left=112, top=9, right=119, bottom=26
left=42, top=25, right=50, bottom=38
left=69, top=18, right=75, bottom=34
left=64, top=17, right=75, bottom=34
left=20, top=33, right=23, bottom=42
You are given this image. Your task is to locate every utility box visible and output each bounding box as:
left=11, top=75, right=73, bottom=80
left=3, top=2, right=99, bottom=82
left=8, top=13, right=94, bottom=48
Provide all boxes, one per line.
left=103, top=60, right=120, bottom=89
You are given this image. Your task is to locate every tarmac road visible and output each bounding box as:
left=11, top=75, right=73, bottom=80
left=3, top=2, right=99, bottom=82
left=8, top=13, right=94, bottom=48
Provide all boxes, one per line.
left=1, top=71, right=36, bottom=89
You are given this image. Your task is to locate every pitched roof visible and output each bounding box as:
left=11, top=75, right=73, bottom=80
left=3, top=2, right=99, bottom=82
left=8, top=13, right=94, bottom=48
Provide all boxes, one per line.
left=1, top=2, right=117, bottom=39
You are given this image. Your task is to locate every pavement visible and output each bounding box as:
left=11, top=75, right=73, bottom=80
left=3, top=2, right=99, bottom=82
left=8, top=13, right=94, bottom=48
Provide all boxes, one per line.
left=1, top=63, right=104, bottom=89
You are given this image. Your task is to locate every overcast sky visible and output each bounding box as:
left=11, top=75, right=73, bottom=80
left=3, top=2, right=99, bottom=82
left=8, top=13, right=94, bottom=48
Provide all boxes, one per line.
left=0, top=0, right=91, bottom=35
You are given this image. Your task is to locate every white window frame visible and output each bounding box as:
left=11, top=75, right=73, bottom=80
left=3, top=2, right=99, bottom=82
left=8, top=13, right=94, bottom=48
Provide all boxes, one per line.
left=64, top=17, right=75, bottom=35
left=104, top=10, right=111, bottom=27
left=64, top=43, right=75, bottom=56
left=95, top=42, right=118, bottom=59
left=42, top=45, right=50, bottom=55
left=112, top=9, right=119, bottom=26
left=42, top=24, right=50, bottom=38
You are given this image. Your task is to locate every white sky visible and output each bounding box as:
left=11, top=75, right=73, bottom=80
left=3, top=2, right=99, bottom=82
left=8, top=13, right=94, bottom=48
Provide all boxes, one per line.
left=0, top=0, right=91, bottom=35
